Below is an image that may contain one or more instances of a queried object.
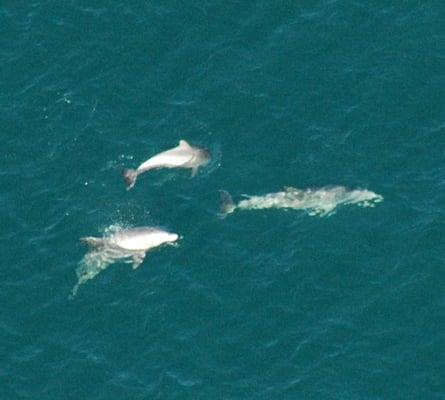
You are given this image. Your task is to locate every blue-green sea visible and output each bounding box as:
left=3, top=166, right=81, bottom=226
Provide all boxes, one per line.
left=2, top=1, right=445, bottom=399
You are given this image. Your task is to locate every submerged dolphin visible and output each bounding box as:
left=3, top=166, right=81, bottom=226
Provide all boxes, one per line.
left=71, top=227, right=179, bottom=297
left=219, top=186, right=383, bottom=217
left=122, top=140, right=210, bottom=190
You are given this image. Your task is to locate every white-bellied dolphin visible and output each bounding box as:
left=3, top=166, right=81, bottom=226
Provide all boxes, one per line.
left=122, top=140, right=210, bottom=189
left=71, top=226, right=179, bottom=297
left=219, top=186, right=383, bottom=217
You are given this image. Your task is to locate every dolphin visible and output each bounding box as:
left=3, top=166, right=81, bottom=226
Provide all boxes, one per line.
left=122, top=140, right=210, bottom=190
left=71, top=227, right=179, bottom=297
left=219, top=186, right=383, bottom=217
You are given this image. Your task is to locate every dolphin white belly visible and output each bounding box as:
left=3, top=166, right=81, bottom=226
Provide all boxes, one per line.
left=110, top=228, right=179, bottom=251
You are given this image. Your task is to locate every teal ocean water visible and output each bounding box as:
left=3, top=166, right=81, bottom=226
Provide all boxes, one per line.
left=2, top=1, right=445, bottom=398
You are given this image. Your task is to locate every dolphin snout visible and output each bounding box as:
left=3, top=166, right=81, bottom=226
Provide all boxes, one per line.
left=170, top=233, right=180, bottom=242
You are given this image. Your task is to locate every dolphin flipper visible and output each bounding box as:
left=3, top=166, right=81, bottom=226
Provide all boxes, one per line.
left=191, top=166, right=198, bottom=177
left=132, top=253, right=146, bottom=269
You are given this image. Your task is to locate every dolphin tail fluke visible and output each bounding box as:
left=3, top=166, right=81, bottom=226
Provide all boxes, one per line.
left=69, top=283, right=80, bottom=300
left=218, top=190, right=236, bottom=218
left=122, top=169, right=138, bottom=190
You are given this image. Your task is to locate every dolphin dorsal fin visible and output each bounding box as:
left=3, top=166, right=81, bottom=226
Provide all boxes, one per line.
left=178, top=140, right=192, bottom=149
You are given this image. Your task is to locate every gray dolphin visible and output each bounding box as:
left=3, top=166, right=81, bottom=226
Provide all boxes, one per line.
left=122, top=140, right=210, bottom=190
left=219, top=186, right=383, bottom=217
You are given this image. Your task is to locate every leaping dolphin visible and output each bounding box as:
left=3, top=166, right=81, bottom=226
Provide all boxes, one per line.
left=71, top=227, right=179, bottom=297
left=122, top=140, right=210, bottom=190
left=219, top=186, right=383, bottom=217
